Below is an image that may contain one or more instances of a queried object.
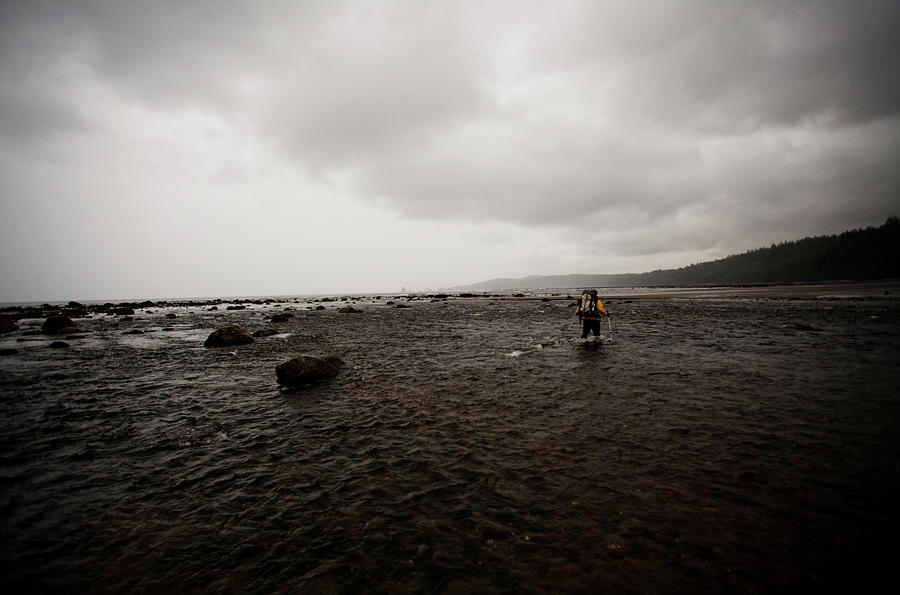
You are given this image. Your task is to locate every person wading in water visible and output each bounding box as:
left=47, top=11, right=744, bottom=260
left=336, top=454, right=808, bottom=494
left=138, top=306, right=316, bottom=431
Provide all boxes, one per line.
left=575, top=289, right=608, bottom=339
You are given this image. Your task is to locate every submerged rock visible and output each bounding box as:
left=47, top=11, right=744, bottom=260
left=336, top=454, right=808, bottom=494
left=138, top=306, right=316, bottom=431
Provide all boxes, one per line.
left=276, top=356, right=344, bottom=388
left=48, top=341, right=70, bottom=349
left=41, top=315, right=79, bottom=335
left=338, top=306, right=360, bottom=314
left=0, top=348, right=18, bottom=356
left=204, top=325, right=255, bottom=347
left=253, top=329, right=279, bottom=338
left=270, top=313, right=294, bottom=323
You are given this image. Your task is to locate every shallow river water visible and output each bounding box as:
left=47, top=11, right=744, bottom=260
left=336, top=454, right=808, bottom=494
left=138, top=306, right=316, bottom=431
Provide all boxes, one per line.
left=2, top=295, right=899, bottom=593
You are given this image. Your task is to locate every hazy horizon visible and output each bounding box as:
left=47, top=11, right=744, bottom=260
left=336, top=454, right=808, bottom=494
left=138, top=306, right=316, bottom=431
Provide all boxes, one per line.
left=2, top=1, right=898, bottom=302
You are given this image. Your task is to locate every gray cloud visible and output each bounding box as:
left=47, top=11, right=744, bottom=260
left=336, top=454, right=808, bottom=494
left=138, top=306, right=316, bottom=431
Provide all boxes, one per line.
left=1, top=0, right=898, bottom=299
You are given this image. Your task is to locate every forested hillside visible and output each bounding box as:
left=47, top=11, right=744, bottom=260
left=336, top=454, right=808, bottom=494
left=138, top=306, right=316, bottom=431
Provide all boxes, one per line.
left=638, top=217, right=899, bottom=285
left=459, top=217, right=899, bottom=290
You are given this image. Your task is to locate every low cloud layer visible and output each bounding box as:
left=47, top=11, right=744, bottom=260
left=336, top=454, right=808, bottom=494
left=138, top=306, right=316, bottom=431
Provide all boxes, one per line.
left=1, top=0, right=898, bottom=300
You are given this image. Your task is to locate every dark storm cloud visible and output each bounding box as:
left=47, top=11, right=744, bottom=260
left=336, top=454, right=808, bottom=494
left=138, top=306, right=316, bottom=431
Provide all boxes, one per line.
left=0, top=1, right=90, bottom=143
left=258, top=3, right=491, bottom=170
left=2, top=0, right=898, bottom=274
left=632, top=0, right=900, bottom=128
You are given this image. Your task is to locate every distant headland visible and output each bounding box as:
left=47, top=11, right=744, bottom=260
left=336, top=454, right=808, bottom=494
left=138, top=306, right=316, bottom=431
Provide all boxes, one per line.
left=456, top=217, right=899, bottom=291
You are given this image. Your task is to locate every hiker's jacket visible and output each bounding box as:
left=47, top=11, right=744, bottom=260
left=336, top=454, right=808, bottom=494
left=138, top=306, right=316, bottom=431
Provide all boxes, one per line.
left=575, top=299, right=608, bottom=320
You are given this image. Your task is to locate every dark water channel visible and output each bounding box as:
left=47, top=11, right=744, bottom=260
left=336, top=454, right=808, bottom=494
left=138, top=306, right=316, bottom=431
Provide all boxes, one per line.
left=2, top=296, right=899, bottom=593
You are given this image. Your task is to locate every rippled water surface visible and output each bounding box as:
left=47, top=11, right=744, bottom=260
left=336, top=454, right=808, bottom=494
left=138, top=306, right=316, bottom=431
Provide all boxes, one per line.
left=2, top=296, right=899, bottom=593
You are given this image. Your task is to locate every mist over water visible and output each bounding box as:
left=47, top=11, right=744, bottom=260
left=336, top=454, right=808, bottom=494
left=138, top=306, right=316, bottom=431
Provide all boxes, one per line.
left=2, top=295, right=899, bottom=592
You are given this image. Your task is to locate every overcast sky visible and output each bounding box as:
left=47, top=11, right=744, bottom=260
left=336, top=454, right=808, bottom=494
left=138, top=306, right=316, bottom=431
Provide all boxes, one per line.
left=1, top=0, right=898, bottom=301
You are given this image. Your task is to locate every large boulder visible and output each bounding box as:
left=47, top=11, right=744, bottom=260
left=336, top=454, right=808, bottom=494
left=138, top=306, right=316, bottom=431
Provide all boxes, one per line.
left=42, top=315, right=79, bottom=335
left=276, top=356, right=344, bottom=388
left=204, top=325, right=255, bottom=347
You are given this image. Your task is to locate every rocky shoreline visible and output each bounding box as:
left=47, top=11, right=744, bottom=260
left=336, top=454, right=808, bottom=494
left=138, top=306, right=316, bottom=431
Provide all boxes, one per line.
left=2, top=280, right=897, bottom=327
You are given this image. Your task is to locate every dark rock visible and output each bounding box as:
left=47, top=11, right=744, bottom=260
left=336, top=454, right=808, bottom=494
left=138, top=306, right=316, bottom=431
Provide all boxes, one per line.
left=165, top=313, right=177, bottom=319
left=204, top=325, right=255, bottom=347
left=208, top=306, right=219, bottom=311
left=124, top=329, right=144, bottom=335
left=270, top=313, right=294, bottom=323
left=226, top=305, right=246, bottom=311
left=315, top=305, right=326, bottom=311
left=338, top=306, right=360, bottom=313
left=48, top=341, right=70, bottom=349
left=253, top=329, right=279, bottom=338
left=0, top=348, right=18, bottom=356
left=42, top=315, right=79, bottom=335
left=396, top=304, right=411, bottom=309
left=63, top=301, right=88, bottom=317
left=0, top=317, right=18, bottom=334
left=276, top=356, right=344, bottom=388
left=112, top=307, right=135, bottom=316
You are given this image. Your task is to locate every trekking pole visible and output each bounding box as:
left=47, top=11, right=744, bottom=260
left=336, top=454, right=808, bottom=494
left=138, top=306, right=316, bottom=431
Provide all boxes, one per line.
left=607, top=315, right=613, bottom=340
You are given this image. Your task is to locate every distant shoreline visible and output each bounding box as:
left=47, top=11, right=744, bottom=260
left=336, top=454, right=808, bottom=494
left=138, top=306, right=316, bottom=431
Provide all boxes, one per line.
left=596, top=280, right=900, bottom=300
left=478, top=280, right=900, bottom=301
left=2, top=280, right=898, bottom=314
left=505, top=280, right=900, bottom=301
